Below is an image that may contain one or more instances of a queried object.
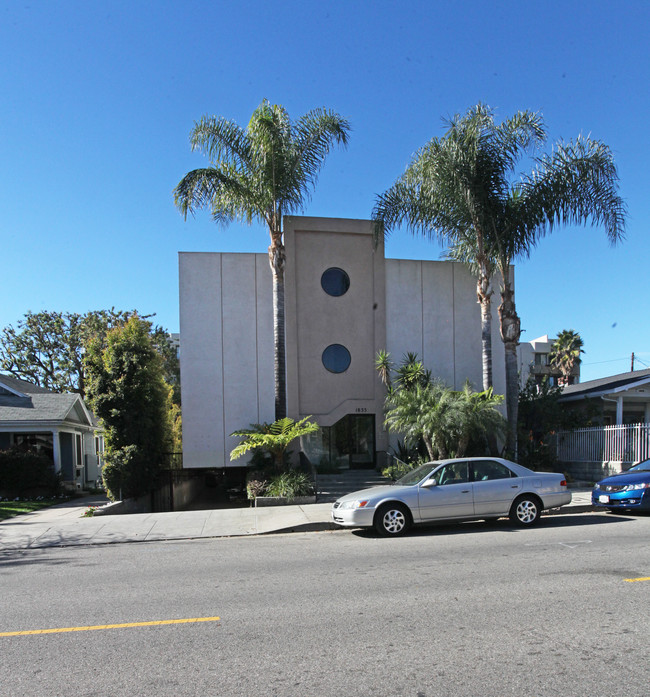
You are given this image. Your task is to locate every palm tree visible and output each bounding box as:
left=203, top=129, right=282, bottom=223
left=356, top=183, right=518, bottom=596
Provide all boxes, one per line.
left=549, top=330, right=585, bottom=386
left=373, top=104, right=546, bottom=393
left=384, top=381, right=457, bottom=460
left=375, top=104, right=626, bottom=456
left=453, top=382, right=506, bottom=457
left=449, top=134, right=625, bottom=455
left=174, top=100, right=350, bottom=420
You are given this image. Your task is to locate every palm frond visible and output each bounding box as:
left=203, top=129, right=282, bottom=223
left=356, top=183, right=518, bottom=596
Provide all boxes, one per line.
left=520, top=135, right=627, bottom=245
left=189, top=115, right=253, bottom=171
left=173, top=166, right=267, bottom=227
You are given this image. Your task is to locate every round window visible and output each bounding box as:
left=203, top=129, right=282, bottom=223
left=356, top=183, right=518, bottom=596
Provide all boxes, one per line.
left=321, top=267, right=350, bottom=297
left=322, top=344, right=351, bottom=373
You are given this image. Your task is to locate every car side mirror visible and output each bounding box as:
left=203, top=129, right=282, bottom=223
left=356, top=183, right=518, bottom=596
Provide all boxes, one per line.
left=422, top=477, right=437, bottom=487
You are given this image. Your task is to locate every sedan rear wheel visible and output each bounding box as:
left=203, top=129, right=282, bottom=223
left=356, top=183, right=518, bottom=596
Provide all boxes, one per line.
left=374, top=502, right=411, bottom=536
left=509, top=495, right=541, bottom=526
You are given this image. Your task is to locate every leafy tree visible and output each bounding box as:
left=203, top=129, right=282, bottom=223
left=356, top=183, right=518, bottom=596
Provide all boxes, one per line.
left=549, top=329, right=585, bottom=386
left=517, top=377, right=595, bottom=470
left=230, top=416, right=319, bottom=472
left=0, top=309, right=179, bottom=402
left=174, top=99, right=350, bottom=420
left=85, top=317, right=174, bottom=500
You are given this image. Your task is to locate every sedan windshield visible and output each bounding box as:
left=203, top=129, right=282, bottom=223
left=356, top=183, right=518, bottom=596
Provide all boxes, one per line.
left=396, top=462, right=438, bottom=486
left=629, top=459, right=650, bottom=472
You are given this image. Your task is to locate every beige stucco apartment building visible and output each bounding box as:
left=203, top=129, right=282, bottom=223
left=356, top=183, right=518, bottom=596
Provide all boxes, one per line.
left=179, top=216, right=506, bottom=472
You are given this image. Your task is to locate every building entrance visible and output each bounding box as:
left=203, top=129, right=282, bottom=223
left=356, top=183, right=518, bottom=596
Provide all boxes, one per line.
left=306, top=414, right=375, bottom=470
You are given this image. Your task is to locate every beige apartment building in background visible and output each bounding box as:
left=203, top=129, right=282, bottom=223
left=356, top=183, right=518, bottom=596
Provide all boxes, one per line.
left=179, top=216, right=507, bottom=472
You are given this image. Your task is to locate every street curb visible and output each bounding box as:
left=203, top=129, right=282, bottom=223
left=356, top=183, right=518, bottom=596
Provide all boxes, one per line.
left=264, top=503, right=597, bottom=535
left=546, top=504, right=595, bottom=516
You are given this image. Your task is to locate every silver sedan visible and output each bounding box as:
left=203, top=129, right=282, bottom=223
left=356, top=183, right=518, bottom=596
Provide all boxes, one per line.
left=331, top=457, right=571, bottom=536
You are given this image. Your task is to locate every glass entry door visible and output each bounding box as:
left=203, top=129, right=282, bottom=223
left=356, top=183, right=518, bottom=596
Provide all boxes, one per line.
left=329, top=414, right=375, bottom=469
left=301, top=414, right=376, bottom=470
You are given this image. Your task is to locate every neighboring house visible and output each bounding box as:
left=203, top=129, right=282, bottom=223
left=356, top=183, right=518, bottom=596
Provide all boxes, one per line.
left=179, top=215, right=507, bottom=473
left=552, top=369, right=650, bottom=480
left=0, top=374, right=103, bottom=489
left=558, top=368, right=650, bottom=426
left=517, top=334, right=580, bottom=388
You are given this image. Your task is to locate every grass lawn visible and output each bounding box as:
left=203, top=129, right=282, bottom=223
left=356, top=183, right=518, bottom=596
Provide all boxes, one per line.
left=0, top=498, right=69, bottom=522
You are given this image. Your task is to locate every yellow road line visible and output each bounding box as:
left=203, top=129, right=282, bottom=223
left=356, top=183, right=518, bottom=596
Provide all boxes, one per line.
left=0, top=616, right=221, bottom=637
left=624, top=576, right=650, bottom=583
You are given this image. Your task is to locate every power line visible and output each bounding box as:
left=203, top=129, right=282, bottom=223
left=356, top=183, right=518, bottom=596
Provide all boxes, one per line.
left=582, top=357, right=632, bottom=366
left=583, top=354, right=650, bottom=367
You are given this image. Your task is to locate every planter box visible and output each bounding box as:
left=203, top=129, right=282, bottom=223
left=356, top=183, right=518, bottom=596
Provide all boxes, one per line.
left=254, top=495, right=316, bottom=507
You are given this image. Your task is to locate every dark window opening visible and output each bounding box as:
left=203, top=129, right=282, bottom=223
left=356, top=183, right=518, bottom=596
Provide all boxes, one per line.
left=321, top=267, right=350, bottom=297
left=322, top=344, right=351, bottom=373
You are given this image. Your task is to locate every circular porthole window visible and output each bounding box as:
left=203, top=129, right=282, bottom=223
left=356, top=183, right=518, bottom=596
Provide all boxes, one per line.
left=321, top=267, right=350, bottom=297
left=322, top=344, right=351, bottom=373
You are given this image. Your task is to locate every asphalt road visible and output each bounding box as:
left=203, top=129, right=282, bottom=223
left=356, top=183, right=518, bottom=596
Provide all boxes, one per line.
left=1, top=512, right=649, bottom=697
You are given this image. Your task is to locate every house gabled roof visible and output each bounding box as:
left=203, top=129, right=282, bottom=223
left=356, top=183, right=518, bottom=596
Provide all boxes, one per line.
left=559, top=368, right=650, bottom=402
left=0, top=374, right=97, bottom=428
left=0, top=374, right=53, bottom=397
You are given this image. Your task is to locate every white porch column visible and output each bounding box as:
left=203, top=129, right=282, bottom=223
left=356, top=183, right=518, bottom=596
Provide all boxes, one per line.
left=616, top=396, right=624, bottom=425
left=52, top=430, right=61, bottom=474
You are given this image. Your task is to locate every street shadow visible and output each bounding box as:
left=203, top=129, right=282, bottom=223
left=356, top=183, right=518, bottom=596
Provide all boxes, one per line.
left=0, top=548, right=96, bottom=569
left=351, top=511, right=635, bottom=539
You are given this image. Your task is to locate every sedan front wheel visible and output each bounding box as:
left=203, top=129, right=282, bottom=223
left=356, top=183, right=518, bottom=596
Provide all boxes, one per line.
left=374, top=502, right=411, bottom=536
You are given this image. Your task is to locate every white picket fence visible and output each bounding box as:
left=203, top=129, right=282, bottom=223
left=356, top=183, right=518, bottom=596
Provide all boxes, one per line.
left=554, top=423, right=650, bottom=464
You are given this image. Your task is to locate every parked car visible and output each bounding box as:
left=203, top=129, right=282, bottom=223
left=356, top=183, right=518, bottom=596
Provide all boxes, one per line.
left=332, top=457, right=571, bottom=536
left=591, top=459, right=650, bottom=513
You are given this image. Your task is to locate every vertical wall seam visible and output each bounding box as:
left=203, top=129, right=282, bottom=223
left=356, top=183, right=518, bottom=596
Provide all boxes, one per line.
left=220, top=254, right=226, bottom=467
left=452, top=263, right=456, bottom=387
left=420, top=261, right=424, bottom=361
left=254, top=256, right=260, bottom=422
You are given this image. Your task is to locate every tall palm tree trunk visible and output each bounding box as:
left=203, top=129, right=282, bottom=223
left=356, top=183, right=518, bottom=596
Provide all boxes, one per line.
left=476, top=267, right=493, bottom=391
left=269, top=242, right=287, bottom=420
left=498, top=280, right=520, bottom=458
left=422, top=433, right=435, bottom=461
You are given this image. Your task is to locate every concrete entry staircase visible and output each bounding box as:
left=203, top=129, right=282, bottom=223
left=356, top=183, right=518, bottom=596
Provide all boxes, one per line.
left=315, top=469, right=391, bottom=503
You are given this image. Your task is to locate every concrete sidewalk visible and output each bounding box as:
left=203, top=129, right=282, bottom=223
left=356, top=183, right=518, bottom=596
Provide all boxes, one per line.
left=0, top=489, right=596, bottom=551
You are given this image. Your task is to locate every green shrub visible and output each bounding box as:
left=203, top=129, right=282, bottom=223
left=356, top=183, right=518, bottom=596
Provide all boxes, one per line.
left=265, top=471, right=315, bottom=498
left=0, top=448, right=60, bottom=497
left=382, top=456, right=427, bottom=482
left=102, top=445, right=161, bottom=501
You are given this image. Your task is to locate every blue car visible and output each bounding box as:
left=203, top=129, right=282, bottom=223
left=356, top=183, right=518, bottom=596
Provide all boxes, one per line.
left=592, top=458, right=650, bottom=512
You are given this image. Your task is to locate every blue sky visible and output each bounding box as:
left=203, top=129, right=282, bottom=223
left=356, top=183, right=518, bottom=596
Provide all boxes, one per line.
left=1, top=0, right=648, bottom=382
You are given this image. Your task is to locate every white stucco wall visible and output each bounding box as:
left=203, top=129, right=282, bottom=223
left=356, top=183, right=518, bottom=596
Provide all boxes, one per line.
left=179, top=252, right=274, bottom=468
left=385, top=259, right=507, bottom=396
left=179, top=219, right=511, bottom=470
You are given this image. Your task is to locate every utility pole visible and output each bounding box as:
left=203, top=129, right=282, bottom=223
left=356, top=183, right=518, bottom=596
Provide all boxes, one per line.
left=631, top=352, right=635, bottom=371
